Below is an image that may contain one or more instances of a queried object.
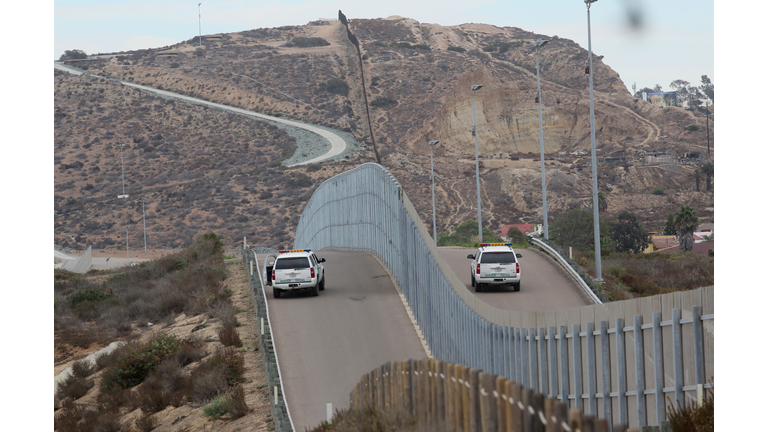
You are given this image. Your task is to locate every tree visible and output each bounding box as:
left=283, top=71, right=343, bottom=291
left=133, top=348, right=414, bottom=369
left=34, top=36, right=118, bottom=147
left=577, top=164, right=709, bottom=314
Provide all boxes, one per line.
left=59, top=49, right=88, bottom=61
left=610, top=211, right=652, bottom=254
left=674, top=205, right=699, bottom=252
left=663, top=213, right=677, bottom=235
left=597, top=191, right=607, bottom=213
left=505, top=226, right=528, bottom=245
left=653, top=84, right=662, bottom=92
left=688, top=168, right=704, bottom=192
left=701, top=161, right=714, bottom=192
left=699, top=75, right=714, bottom=102
left=549, top=209, right=610, bottom=252
left=634, top=87, right=654, bottom=98
left=437, top=220, right=502, bottom=246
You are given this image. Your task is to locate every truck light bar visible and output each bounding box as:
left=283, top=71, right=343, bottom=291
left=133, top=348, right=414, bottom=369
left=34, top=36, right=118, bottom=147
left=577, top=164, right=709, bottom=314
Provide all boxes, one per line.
left=480, top=243, right=512, bottom=247
left=278, top=249, right=312, bottom=253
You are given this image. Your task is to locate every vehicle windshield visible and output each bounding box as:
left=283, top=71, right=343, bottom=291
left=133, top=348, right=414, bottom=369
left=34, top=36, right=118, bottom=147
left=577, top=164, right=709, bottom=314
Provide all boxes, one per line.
left=274, top=257, right=310, bottom=269
left=480, top=252, right=516, bottom=264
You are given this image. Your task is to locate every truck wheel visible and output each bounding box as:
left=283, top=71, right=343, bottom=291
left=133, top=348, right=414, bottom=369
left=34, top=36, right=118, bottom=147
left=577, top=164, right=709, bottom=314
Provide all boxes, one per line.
left=514, top=282, right=520, bottom=292
left=319, top=277, right=325, bottom=291
left=273, top=288, right=282, bottom=299
left=475, top=282, right=482, bottom=293
left=310, top=283, right=319, bottom=297
left=470, top=274, right=475, bottom=288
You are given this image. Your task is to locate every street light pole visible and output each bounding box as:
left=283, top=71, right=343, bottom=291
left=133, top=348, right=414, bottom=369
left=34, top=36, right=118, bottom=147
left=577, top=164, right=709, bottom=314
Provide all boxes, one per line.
left=198, top=3, right=202, bottom=47
left=534, top=39, right=550, bottom=240
left=471, top=84, right=484, bottom=242
left=120, top=144, right=126, bottom=196
left=585, top=0, right=603, bottom=282
left=142, top=196, right=147, bottom=253
left=428, top=140, right=440, bottom=244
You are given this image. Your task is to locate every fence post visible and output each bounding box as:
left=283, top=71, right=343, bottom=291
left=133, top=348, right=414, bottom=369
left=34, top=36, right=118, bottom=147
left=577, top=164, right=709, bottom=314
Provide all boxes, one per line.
left=652, top=313, right=665, bottom=423
left=469, top=368, right=481, bottom=432
left=672, top=309, right=683, bottom=410
left=616, top=318, right=627, bottom=426
left=633, top=315, right=647, bottom=428
left=496, top=376, right=507, bottom=432
left=511, top=382, right=524, bottom=432
left=600, top=321, right=612, bottom=429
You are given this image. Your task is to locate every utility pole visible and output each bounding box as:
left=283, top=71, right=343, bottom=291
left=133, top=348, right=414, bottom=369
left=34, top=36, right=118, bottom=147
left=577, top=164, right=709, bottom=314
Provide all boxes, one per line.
left=198, top=3, right=202, bottom=47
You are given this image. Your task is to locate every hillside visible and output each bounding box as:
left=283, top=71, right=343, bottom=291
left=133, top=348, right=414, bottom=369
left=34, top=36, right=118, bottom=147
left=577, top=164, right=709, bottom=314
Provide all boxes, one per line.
left=55, top=14, right=714, bottom=251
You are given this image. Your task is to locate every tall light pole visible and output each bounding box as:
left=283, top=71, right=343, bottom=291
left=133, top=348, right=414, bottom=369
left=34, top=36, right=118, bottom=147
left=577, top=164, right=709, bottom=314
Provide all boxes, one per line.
left=198, top=3, right=202, bottom=47
left=585, top=0, right=603, bottom=282
left=142, top=196, right=147, bottom=253
left=534, top=39, right=550, bottom=240
left=118, top=144, right=128, bottom=199
left=471, top=84, right=484, bottom=242
left=428, top=140, right=440, bottom=244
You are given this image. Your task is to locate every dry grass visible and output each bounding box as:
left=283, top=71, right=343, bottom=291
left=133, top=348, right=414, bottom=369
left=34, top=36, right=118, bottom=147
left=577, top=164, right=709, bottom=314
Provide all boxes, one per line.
left=575, top=250, right=714, bottom=300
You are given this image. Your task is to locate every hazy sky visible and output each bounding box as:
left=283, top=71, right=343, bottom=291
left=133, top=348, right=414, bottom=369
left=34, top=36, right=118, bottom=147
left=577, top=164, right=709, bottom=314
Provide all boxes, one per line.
left=54, top=0, right=714, bottom=94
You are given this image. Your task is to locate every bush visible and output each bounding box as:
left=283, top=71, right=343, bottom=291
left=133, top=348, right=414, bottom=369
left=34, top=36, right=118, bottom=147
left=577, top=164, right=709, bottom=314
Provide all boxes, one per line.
left=447, top=46, right=466, bottom=53
left=100, top=334, right=180, bottom=393
left=686, top=124, right=700, bottom=132
left=667, top=388, right=713, bottom=432
left=319, top=78, right=350, bottom=96
left=288, top=37, right=330, bottom=47
left=652, top=188, right=665, bottom=195
left=60, top=49, right=88, bottom=60
left=371, top=97, right=397, bottom=108
left=203, top=395, right=230, bottom=419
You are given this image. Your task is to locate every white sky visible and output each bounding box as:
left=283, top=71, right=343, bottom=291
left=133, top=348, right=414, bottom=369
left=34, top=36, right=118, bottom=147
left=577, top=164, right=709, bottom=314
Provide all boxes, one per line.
left=52, top=0, right=714, bottom=93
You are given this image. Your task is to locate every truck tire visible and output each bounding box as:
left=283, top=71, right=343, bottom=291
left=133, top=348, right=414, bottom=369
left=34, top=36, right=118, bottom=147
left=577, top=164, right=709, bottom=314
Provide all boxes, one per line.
left=310, top=283, right=319, bottom=297
left=475, top=281, right=482, bottom=293
left=514, top=282, right=520, bottom=292
left=319, top=276, right=325, bottom=291
left=273, top=288, right=282, bottom=299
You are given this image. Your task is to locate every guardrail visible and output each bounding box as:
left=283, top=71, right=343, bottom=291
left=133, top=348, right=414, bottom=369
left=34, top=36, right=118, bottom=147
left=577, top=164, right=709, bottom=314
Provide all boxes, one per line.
left=528, top=236, right=605, bottom=304
left=242, top=244, right=294, bottom=432
left=293, top=163, right=714, bottom=430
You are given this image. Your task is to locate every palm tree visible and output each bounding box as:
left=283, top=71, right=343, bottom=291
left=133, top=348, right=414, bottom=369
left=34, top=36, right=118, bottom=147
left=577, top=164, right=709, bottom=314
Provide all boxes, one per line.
left=674, top=205, right=699, bottom=252
left=688, top=168, right=704, bottom=192
left=597, top=191, right=607, bottom=213
left=701, top=161, right=714, bottom=192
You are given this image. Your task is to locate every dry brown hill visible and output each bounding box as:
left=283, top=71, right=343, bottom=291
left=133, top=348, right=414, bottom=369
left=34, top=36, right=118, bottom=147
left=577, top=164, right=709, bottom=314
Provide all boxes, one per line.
left=55, top=16, right=713, bottom=251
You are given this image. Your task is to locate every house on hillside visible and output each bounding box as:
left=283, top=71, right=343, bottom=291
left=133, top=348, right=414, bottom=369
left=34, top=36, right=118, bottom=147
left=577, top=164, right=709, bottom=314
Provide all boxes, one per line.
left=500, top=224, right=542, bottom=242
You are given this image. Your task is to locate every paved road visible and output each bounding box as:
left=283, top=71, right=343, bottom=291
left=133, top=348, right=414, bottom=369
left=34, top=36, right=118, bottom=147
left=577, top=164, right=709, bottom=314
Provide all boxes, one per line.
left=438, top=246, right=592, bottom=311
left=54, top=62, right=347, bottom=166
left=259, top=251, right=427, bottom=431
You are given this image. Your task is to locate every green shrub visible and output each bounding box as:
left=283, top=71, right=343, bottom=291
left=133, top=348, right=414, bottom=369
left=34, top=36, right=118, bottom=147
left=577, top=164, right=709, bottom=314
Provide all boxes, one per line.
left=60, top=49, right=88, bottom=60
left=482, top=45, right=497, bottom=52
left=100, top=334, right=180, bottom=393
left=68, top=288, right=112, bottom=307
left=371, top=97, right=397, bottom=108
left=203, top=395, right=230, bottom=419
left=447, top=46, right=466, bottom=53
left=686, top=124, right=700, bottom=132
left=288, top=37, right=330, bottom=47
left=652, top=188, right=664, bottom=195
left=319, top=77, right=350, bottom=96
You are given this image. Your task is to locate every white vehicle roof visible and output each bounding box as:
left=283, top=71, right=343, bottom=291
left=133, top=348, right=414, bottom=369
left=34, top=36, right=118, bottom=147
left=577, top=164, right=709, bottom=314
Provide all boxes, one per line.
left=478, top=243, right=515, bottom=252
left=275, top=249, right=313, bottom=258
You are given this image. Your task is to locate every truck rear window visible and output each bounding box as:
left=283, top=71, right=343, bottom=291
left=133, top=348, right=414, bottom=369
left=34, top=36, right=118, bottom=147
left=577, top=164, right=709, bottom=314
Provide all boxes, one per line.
left=274, top=257, right=310, bottom=269
left=480, top=252, right=516, bottom=264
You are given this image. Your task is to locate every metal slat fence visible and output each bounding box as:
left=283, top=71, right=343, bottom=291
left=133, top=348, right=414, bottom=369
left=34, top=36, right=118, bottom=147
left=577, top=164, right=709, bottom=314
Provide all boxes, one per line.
left=293, top=163, right=713, bottom=430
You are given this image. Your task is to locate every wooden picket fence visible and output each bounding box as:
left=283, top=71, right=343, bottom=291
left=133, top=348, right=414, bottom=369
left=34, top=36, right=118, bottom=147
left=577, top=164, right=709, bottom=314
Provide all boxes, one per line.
left=351, top=358, right=657, bottom=432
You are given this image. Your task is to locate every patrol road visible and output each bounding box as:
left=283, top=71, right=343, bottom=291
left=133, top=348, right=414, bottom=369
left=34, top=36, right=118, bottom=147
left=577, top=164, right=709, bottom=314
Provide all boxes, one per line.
left=259, top=250, right=427, bottom=432
left=438, top=246, right=593, bottom=311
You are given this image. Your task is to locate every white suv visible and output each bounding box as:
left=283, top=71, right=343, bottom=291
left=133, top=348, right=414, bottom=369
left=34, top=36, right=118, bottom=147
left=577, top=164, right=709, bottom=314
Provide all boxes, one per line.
left=467, top=243, right=522, bottom=292
left=266, top=249, right=326, bottom=298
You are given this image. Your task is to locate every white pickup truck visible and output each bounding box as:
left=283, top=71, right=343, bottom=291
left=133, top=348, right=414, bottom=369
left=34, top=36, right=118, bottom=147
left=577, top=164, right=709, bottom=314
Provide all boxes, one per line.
left=467, top=243, right=522, bottom=293
left=264, top=249, right=325, bottom=298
